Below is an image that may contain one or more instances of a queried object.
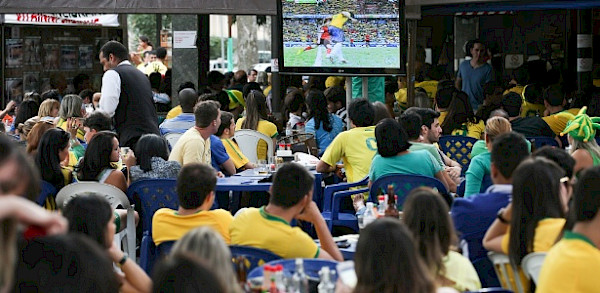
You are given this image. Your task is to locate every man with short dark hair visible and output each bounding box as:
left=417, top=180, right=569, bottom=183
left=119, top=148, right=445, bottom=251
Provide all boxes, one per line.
left=536, top=166, right=600, bottom=293
left=82, top=111, right=113, bottom=144
left=456, top=39, right=493, bottom=110
left=230, top=163, right=342, bottom=261
left=501, top=92, right=557, bottom=142
left=144, top=47, right=168, bottom=76
left=317, top=98, right=377, bottom=183
left=228, top=70, right=247, bottom=92
left=98, top=41, right=160, bottom=149
left=451, top=132, right=529, bottom=272
left=169, top=100, right=221, bottom=166
left=152, top=163, right=233, bottom=245
left=542, top=85, right=581, bottom=136
left=159, top=88, right=198, bottom=136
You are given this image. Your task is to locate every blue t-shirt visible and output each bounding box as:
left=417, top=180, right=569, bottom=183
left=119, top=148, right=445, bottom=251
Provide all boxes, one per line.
left=210, top=135, right=230, bottom=172
left=369, top=149, right=442, bottom=182
left=305, top=114, right=344, bottom=156
left=457, top=60, right=493, bottom=110
left=450, top=186, right=511, bottom=262
left=159, top=113, right=195, bottom=135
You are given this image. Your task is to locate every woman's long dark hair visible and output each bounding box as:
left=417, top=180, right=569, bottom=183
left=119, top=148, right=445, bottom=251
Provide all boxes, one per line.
left=441, top=90, right=480, bottom=135
left=403, top=187, right=457, bottom=278
left=354, top=218, right=435, bottom=293
left=305, top=89, right=332, bottom=132
left=375, top=118, right=409, bottom=157
left=14, top=100, right=40, bottom=128
left=63, top=194, right=113, bottom=248
left=241, top=91, right=269, bottom=130
left=509, top=157, right=565, bottom=266
left=77, top=131, right=118, bottom=182
left=135, top=134, right=170, bottom=172
left=35, top=128, right=70, bottom=190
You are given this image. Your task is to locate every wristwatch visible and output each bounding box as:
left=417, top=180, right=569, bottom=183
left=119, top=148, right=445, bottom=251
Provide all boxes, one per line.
left=496, top=208, right=509, bottom=224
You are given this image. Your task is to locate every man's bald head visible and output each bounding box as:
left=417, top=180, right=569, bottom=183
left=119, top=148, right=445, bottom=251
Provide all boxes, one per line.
left=179, top=88, right=199, bottom=113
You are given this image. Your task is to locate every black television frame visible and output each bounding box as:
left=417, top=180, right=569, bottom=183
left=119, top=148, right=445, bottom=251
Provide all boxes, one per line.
left=276, top=0, right=406, bottom=76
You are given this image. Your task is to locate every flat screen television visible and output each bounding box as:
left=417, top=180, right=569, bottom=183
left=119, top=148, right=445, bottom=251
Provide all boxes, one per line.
left=277, top=0, right=405, bottom=76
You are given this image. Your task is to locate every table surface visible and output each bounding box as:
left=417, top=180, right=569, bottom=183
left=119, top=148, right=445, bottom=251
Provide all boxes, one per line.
left=316, top=234, right=358, bottom=260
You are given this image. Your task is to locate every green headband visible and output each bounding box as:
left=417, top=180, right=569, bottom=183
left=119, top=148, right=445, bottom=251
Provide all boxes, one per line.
left=559, top=107, right=600, bottom=142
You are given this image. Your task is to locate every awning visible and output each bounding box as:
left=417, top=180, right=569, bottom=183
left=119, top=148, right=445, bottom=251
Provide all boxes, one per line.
left=420, top=0, right=600, bottom=15
left=0, top=0, right=277, bottom=15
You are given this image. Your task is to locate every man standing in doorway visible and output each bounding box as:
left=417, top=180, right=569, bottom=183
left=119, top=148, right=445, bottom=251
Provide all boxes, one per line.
left=456, top=39, right=493, bottom=111
left=99, top=41, right=160, bottom=148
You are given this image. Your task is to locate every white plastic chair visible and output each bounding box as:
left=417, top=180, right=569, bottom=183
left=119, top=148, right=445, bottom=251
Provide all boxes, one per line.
left=488, top=252, right=525, bottom=293
left=163, top=132, right=184, bottom=150
left=56, top=182, right=136, bottom=262
left=233, top=129, right=274, bottom=163
left=521, top=252, right=547, bottom=285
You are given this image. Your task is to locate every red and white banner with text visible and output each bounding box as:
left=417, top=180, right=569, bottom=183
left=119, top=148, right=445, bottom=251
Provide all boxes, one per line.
left=4, top=14, right=119, bottom=27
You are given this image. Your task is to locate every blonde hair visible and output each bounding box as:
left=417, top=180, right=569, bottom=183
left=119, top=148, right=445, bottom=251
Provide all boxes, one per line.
left=38, top=99, right=60, bottom=117
left=171, top=227, right=242, bottom=293
left=485, top=116, right=512, bottom=142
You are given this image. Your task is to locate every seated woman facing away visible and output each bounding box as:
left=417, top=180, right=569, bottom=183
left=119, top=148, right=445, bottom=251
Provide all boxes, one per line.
left=171, top=227, right=242, bottom=293
left=483, top=157, right=567, bottom=292
left=128, top=134, right=181, bottom=183
left=440, top=90, right=484, bottom=139
left=403, top=187, right=481, bottom=291
left=34, top=128, right=72, bottom=209
left=235, top=90, right=278, bottom=160
left=76, top=131, right=128, bottom=192
left=305, top=89, right=344, bottom=156
left=369, top=118, right=450, bottom=191
left=63, top=194, right=151, bottom=293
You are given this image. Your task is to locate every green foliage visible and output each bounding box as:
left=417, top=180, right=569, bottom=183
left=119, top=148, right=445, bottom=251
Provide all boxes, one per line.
left=128, top=14, right=172, bottom=49
left=231, top=15, right=267, bottom=26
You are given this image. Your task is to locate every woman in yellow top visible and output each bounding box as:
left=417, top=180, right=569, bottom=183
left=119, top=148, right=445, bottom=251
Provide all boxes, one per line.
left=235, top=91, right=278, bottom=160
left=483, top=157, right=567, bottom=291
left=440, top=91, right=484, bottom=139
left=404, top=187, right=481, bottom=292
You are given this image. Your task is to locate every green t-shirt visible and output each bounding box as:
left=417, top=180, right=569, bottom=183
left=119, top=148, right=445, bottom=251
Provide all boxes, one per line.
left=409, top=142, right=445, bottom=168
left=369, top=150, right=442, bottom=182
left=464, top=152, right=491, bottom=197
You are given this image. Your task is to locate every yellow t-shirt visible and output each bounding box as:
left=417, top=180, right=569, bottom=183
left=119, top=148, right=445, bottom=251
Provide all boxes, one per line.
left=395, top=88, right=408, bottom=111
left=166, top=105, right=183, bottom=119
left=450, top=120, right=485, bottom=139
left=521, top=101, right=545, bottom=118
left=235, top=118, right=278, bottom=160
left=325, top=76, right=345, bottom=88
left=168, top=127, right=211, bottom=165
left=438, top=111, right=448, bottom=125
left=330, top=13, right=349, bottom=29
left=443, top=250, right=482, bottom=292
left=56, top=118, right=85, bottom=142
left=221, top=138, right=250, bottom=169
left=144, top=61, right=168, bottom=76
left=501, top=218, right=566, bottom=254
left=152, top=208, right=233, bottom=245
left=542, top=108, right=580, bottom=135
left=503, top=85, right=524, bottom=96
left=229, top=207, right=319, bottom=259
left=415, top=80, right=439, bottom=100
left=263, top=86, right=272, bottom=98
left=320, top=126, right=377, bottom=183
left=537, top=231, right=600, bottom=293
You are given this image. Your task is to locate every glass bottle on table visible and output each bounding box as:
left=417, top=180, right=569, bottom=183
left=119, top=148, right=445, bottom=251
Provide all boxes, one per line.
left=384, top=184, right=399, bottom=218
left=291, top=258, right=308, bottom=293
left=362, top=202, right=376, bottom=227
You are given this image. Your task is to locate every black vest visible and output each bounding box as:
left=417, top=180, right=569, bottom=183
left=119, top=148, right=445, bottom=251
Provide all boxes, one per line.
left=112, top=64, right=160, bottom=146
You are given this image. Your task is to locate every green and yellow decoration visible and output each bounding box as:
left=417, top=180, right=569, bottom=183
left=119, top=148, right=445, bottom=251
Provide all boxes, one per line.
left=559, top=106, right=600, bottom=142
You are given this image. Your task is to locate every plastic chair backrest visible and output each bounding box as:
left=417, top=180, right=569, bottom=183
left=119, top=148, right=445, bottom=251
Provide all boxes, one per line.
left=127, top=179, right=178, bottom=234
left=526, top=136, right=559, bottom=151
left=488, top=252, right=526, bottom=293
left=233, top=129, right=274, bottom=163
left=521, top=252, right=546, bottom=285
left=38, top=180, right=57, bottom=206
left=248, top=258, right=339, bottom=281
left=163, top=132, right=184, bottom=150
left=229, top=245, right=281, bottom=272
left=439, top=135, right=478, bottom=170
left=55, top=181, right=131, bottom=210
left=368, top=174, right=448, bottom=209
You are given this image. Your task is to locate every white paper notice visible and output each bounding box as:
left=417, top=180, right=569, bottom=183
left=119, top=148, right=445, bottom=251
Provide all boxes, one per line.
left=173, top=31, right=197, bottom=49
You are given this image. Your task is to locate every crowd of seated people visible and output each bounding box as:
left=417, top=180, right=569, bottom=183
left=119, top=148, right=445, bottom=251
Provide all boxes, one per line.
left=1, top=40, right=600, bottom=293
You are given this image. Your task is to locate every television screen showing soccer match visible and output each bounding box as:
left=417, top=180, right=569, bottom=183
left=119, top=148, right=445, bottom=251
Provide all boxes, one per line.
left=278, top=0, right=404, bottom=75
